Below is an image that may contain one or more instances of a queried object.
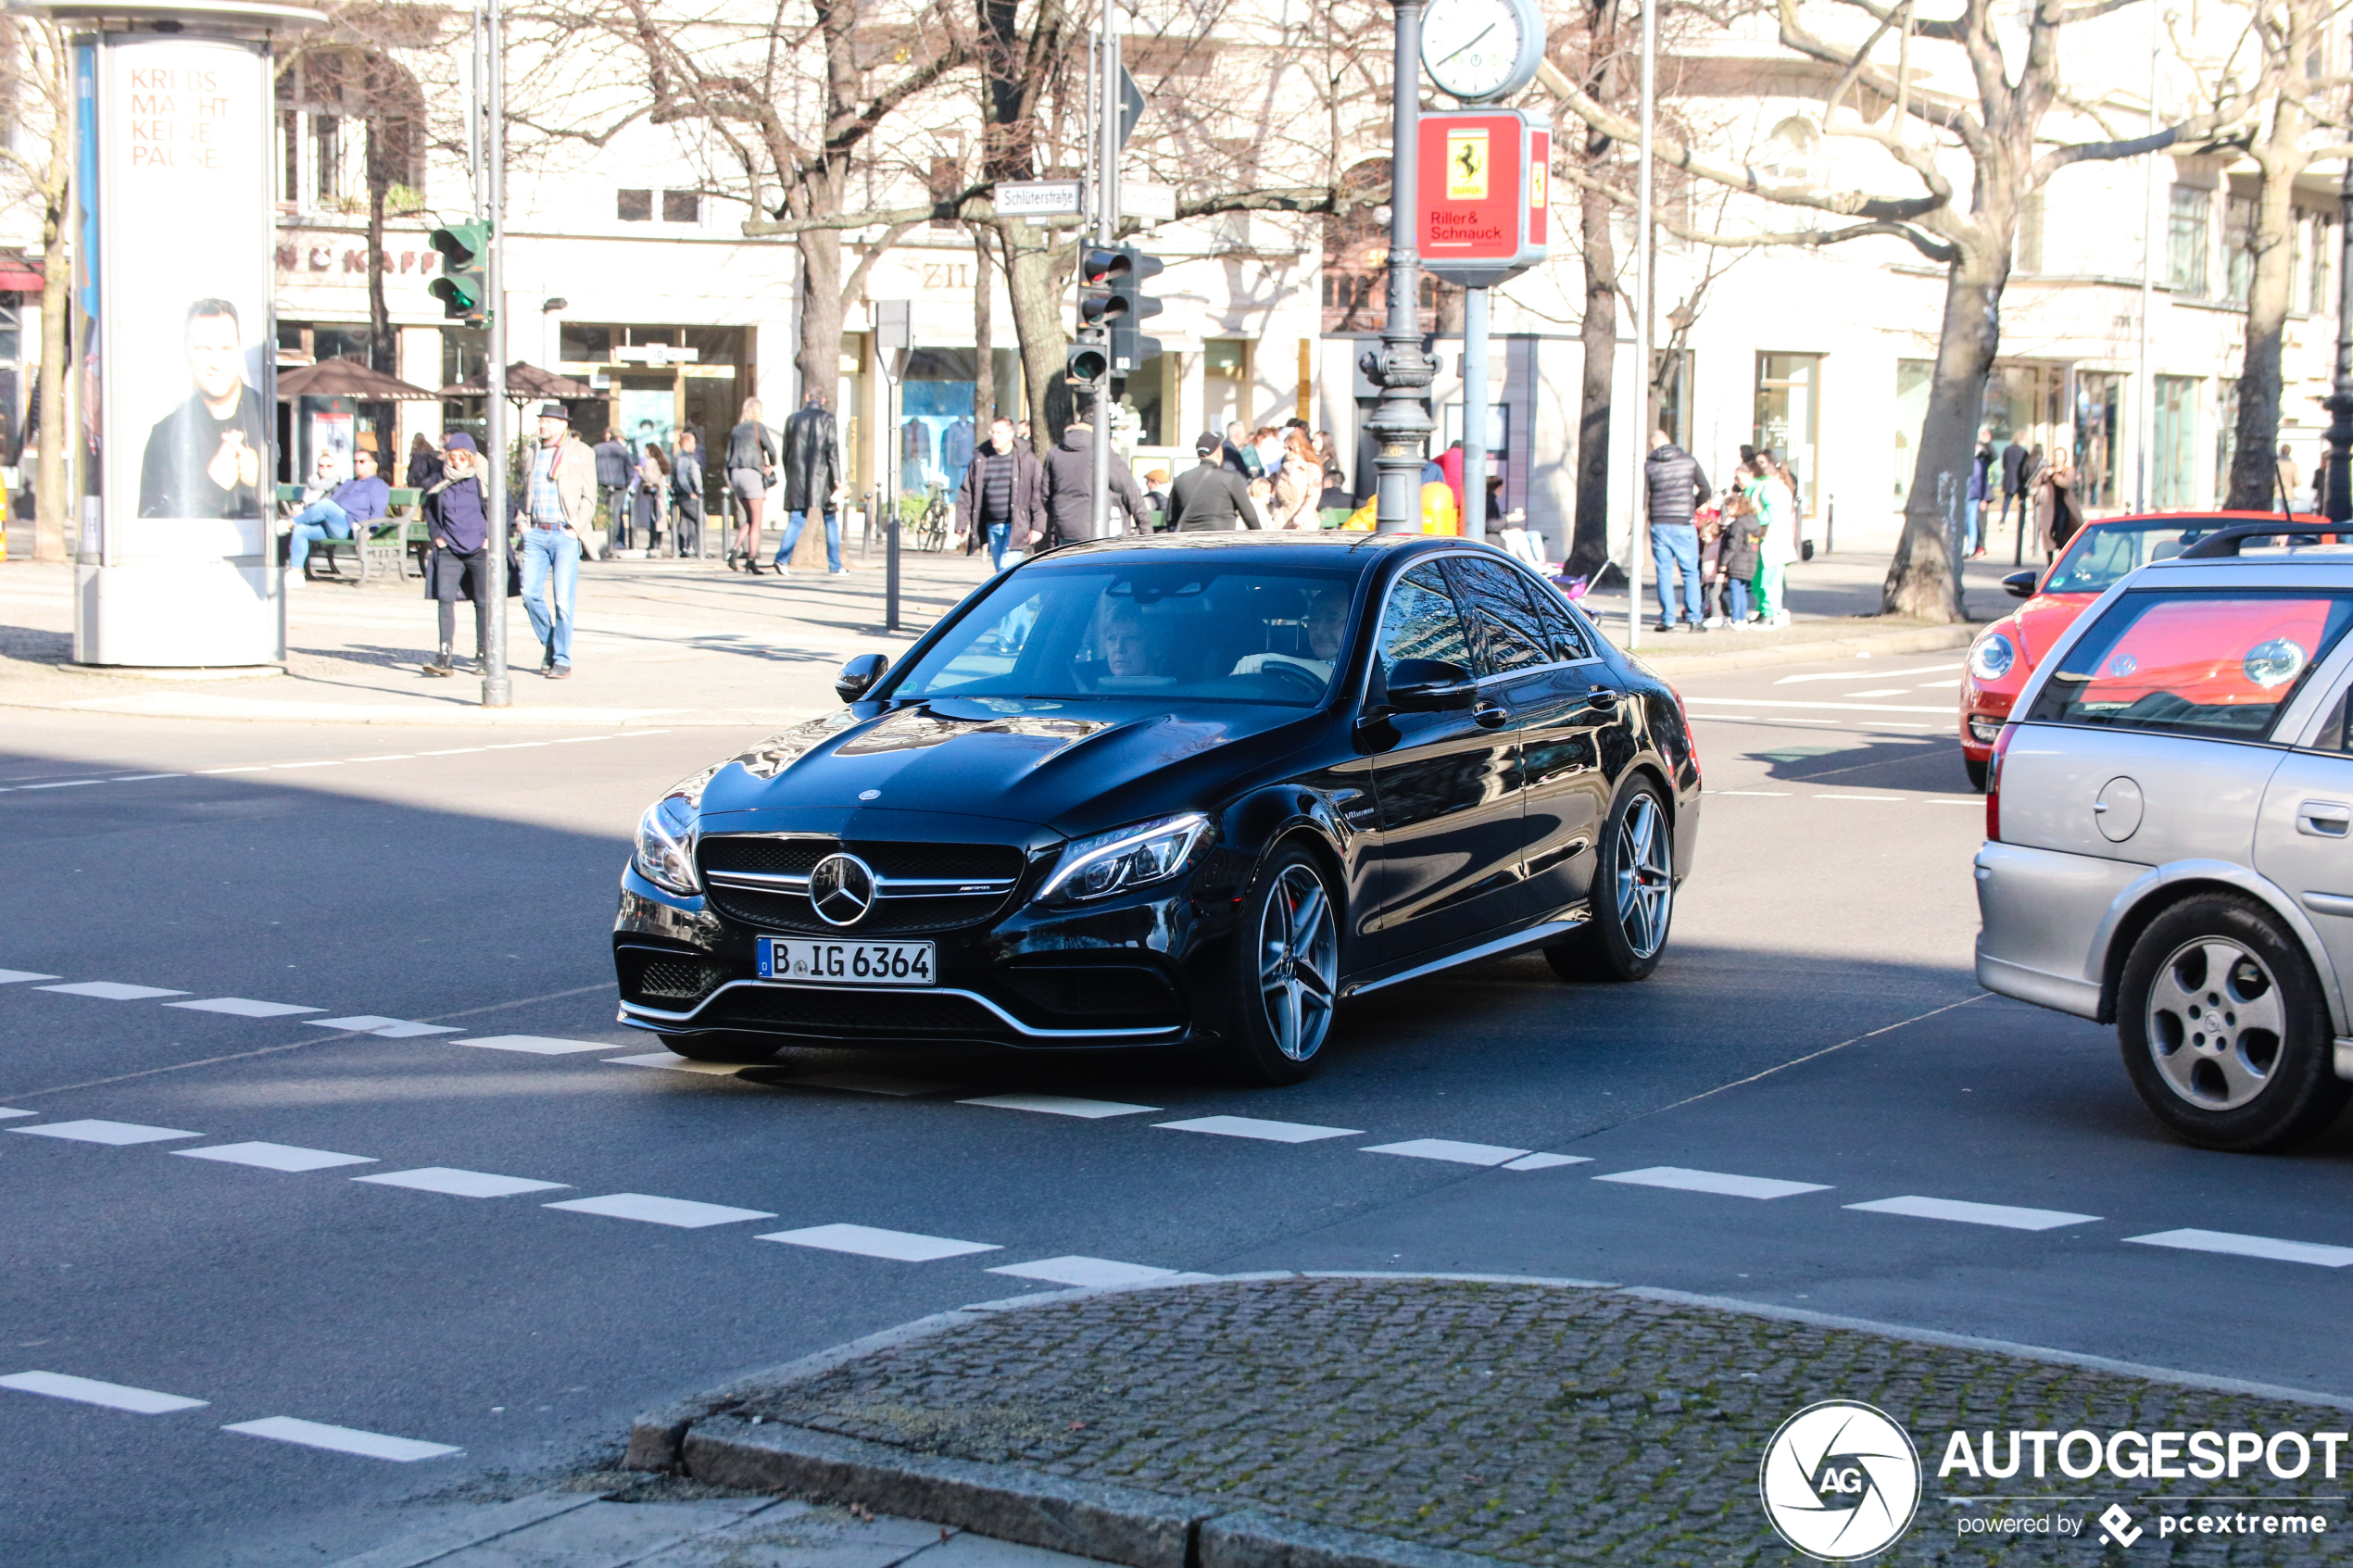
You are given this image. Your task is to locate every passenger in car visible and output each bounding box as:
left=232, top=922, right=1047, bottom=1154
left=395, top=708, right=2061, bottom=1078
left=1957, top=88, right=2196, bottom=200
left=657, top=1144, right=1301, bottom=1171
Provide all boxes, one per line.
left=1233, top=586, right=1349, bottom=683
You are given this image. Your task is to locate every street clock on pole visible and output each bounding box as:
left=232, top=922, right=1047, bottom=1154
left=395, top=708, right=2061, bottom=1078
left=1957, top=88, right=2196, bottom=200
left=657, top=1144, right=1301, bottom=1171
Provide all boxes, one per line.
left=1419, top=0, right=1543, bottom=103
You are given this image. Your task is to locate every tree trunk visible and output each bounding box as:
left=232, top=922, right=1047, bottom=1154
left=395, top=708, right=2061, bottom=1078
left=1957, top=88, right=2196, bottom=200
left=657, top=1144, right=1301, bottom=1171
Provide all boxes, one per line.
left=1568, top=177, right=1617, bottom=580
left=999, top=221, right=1074, bottom=441
left=2225, top=159, right=2306, bottom=511
left=796, top=226, right=844, bottom=410
left=365, top=123, right=394, bottom=375
left=34, top=210, right=69, bottom=562
left=973, top=230, right=994, bottom=431
left=1883, top=248, right=2006, bottom=621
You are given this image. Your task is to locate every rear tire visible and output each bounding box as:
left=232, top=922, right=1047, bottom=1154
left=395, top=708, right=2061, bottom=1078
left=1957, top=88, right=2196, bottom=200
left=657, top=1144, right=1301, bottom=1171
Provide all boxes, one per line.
left=1964, top=754, right=1989, bottom=793
left=1220, top=845, right=1340, bottom=1086
left=2117, top=895, right=2347, bottom=1151
left=1545, top=780, right=1674, bottom=984
left=658, top=1032, right=783, bottom=1065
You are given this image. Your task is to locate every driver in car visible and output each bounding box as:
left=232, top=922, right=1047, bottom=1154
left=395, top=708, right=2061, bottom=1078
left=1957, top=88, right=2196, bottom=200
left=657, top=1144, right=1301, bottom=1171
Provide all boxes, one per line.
left=1098, top=599, right=1163, bottom=682
left=1232, top=586, right=1346, bottom=684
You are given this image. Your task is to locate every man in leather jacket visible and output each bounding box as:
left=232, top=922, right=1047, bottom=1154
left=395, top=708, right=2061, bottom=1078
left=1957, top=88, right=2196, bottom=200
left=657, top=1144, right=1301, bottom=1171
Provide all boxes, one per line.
left=774, top=393, right=846, bottom=575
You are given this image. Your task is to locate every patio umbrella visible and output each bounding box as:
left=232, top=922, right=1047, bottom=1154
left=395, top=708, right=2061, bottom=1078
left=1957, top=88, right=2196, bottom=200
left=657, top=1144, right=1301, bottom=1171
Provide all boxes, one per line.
left=276, top=357, right=438, bottom=401
left=436, top=361, right=597, bottom=400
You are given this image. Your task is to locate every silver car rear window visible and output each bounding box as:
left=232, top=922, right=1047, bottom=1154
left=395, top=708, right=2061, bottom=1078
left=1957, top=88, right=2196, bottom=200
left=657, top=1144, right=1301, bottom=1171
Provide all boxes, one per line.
left=2023, top=589, right=2353, bottom=742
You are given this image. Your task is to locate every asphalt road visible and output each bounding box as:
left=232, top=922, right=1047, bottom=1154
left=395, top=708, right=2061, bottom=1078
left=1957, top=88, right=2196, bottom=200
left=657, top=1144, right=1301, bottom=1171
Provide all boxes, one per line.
left=4, top=647, right=2349, bottom=1567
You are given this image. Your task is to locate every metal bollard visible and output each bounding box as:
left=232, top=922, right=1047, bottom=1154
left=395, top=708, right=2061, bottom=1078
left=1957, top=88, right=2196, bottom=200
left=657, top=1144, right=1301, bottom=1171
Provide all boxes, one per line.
left=886, top=506, right=901, bottom=633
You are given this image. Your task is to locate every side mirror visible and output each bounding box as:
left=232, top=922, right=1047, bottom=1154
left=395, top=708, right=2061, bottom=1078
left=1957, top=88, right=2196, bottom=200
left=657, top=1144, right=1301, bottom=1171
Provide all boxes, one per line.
left=835, top=652, right=890, bottom=704
left=2001, top=570, right=2039, bottom=599
left=1383, top=658, right=1477, bottom=712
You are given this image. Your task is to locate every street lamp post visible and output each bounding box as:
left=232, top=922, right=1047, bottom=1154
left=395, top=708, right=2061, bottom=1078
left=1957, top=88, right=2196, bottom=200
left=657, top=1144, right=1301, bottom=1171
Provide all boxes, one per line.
left=481, top=0, right=510, bottom=708
left=1365, top=0, right=1436, bottom=533
left=2324, top=156, right=2353, bottom=527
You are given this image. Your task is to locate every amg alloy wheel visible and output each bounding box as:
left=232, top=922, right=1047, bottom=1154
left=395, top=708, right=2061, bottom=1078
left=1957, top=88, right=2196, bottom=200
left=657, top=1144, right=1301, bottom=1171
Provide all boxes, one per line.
left=2117, top=895, right=2346, bottom=1151
left=1545, top=781, right=1673, bottom=984
left=1224, top=847, right=1340, bottom=1085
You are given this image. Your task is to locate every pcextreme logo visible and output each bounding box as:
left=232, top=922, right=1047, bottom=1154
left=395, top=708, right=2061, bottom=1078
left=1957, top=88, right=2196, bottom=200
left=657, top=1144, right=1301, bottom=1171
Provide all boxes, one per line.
left=1758, top=1400, right=1923, bottom=1562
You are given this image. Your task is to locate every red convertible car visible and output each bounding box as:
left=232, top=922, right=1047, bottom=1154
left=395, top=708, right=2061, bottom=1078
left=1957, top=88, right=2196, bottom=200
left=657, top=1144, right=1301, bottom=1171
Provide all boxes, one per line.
left=1958, top=511, right=2331, bottom=789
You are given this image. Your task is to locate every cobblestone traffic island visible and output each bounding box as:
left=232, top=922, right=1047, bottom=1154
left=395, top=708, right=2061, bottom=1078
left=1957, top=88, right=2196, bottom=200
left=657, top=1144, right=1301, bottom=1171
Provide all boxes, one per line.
left=642, top=1277, right=2350, bottom=1566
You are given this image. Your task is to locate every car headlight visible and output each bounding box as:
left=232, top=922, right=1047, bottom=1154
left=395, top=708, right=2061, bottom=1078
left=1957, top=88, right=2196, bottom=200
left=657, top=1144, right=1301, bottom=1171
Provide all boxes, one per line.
left=1969, top=633, right=2016, bottom=682
left=631, top=770, right=716, bottom=896
left=2245, top=637, right=2309, bottom=688
left=1035, top=812, right=1210, bottom=905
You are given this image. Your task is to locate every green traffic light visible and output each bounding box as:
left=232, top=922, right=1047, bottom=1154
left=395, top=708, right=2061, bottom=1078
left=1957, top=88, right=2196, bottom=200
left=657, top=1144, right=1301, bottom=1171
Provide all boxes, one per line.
left=427, top=220, right=492, bottom=323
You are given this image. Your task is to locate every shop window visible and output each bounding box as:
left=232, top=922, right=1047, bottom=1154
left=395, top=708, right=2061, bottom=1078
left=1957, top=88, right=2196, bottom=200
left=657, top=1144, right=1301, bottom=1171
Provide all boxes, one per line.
left=2312, top=214, right=2334, bottom=314
left=618, top=189, right=653, bottom=221
left=2074, top=370, right=2122, bottom=508
left=2168, top=187, right=2210, bottom=296
left=560, top=322, right=613, bottom=363
left=1754, top=353, right=1821, bottom=516
left=2152, top=374, right=2199, bottom=508
left=0, top=303, right=25, bottom=365
left=1205, top=339, right=1252, bottom=431
left=1893, top=359, right=1931, bottom=506
left=661, top=189, right=701, bottom=224
left=1120, top=353, right=1166, bottom=447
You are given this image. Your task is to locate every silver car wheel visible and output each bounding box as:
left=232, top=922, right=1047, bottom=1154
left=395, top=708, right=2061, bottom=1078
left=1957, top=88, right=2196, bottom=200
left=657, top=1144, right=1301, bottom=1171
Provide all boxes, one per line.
left=2145, top=936, right=2284, bottom=1110
left=1615, top=792, right=1673, bottom=960
left=1258, top=863, right=1338, bottom=1063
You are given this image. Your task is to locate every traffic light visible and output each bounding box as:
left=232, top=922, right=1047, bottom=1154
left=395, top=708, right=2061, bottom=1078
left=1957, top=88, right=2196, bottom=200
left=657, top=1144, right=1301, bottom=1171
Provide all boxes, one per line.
left=428, top=220, right=491, bottom=323
left=1065, top=332, right=1109, bottom=385
left=1075, top=246, right=1164, bottom=381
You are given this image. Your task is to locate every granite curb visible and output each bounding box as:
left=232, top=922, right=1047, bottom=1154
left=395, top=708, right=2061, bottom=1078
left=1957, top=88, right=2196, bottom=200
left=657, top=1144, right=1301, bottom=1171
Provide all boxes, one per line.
left=1617, top=621, right=1977, bottom=674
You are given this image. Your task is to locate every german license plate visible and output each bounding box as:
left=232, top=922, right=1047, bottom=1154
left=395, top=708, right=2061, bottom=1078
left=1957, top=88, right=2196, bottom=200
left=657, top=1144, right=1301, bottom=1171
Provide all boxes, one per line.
left=757, top=936, right=936, bottom=986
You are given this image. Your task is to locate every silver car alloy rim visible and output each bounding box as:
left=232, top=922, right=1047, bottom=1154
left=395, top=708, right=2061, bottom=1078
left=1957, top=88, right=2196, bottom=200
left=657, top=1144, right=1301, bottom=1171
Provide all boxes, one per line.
left=2146, top=936, right=2284, bottom=1110
left=1615, top=793, right=1672, bottom=960
left=1258, top=863, right=1338, bottom=1062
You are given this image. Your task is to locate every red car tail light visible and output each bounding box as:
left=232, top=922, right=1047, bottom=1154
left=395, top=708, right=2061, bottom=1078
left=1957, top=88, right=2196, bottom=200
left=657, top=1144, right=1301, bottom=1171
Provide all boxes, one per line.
left=1985, top=722, right=2018, bottom=841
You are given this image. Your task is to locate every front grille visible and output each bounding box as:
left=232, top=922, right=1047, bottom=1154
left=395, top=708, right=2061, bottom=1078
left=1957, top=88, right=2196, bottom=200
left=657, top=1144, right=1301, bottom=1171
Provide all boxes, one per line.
left=1000, top=965, right=1183, bottom=1026
left=700, top=885, right=1010, bottom=935
left=706, top=984, right=1007, bottom=1039
left=698, top=834, right=1027, bottom=935
left=699, top=837, right=827, bottom=877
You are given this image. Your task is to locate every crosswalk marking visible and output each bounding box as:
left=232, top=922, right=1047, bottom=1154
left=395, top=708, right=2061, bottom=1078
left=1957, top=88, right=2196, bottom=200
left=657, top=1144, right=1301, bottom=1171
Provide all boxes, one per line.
left=354, top=1167, right=568, bottom=1198
left=222, top=1416, right=460, bottom=1461
left=34, top=981, right=190, bottom=1001
left=543, top=1193, right=777, bottom=1228
left=307, top=1015, right=462, bottom=1037
left=455, top=1035, right=618, bottom=1055
left=11, top=1120, right=201, bottom=1147
left=2126, top=1228, right=2353, bottom=1268
left=1846, top=1195, right=2100, bottom=1231
left=173, top=1143, right=376, bottom=1173
left=167, top=997, right=324, bottom=1019
left=958, top=1094, right=1161, bottom=1119
left=757, top=1223, right=1001, bottom=1261
left=1503, top=1153, right=1592, bottom=1171
left=1361, top=1138, right=1530, bottom=1167
left=1153, top=1115, right=1364, bottom=1144
left=0, top=970, right=61, bottom=984
left=986, top=1256, right=1196, bottom=1288
left=0, top=1371, right=208, bottom=1414
left=1594, top=1166, right=1831, bottom=1200
left=0, top=1109, right=35, bottom=1121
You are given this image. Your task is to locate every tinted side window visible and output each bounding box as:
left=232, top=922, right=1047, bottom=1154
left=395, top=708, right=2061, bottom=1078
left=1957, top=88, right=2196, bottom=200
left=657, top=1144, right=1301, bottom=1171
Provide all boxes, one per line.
left=1520, top=571, right=1593, bottom=661
left=1451, top=557, right=1551, bottom=674
left=1378, top=563, right=1472, bottom=677
left=2025, top=590, right=2353, bottom=742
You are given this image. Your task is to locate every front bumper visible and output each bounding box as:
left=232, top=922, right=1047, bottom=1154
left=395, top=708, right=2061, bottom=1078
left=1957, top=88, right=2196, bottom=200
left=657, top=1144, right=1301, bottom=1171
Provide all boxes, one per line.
left=1958, top=684, right=2016, bottom=759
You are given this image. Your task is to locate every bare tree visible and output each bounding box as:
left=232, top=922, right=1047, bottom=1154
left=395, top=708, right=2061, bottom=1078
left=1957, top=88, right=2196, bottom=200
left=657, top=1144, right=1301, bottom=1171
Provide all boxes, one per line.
left=0, top=15, right=72, bottom=562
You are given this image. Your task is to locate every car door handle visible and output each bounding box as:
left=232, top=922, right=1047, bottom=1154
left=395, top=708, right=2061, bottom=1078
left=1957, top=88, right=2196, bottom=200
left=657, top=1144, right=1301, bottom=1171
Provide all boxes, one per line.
left=1472, top=701, right=1509, bottom=729
left=1583, top=685, right=1620, bottom=710
left=2298, top=800, right=2352, bottom=837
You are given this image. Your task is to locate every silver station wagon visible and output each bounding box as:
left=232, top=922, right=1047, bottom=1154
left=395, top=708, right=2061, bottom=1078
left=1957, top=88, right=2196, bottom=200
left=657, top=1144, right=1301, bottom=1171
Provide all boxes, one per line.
left=1975, top=523, right=2353, bottom=1150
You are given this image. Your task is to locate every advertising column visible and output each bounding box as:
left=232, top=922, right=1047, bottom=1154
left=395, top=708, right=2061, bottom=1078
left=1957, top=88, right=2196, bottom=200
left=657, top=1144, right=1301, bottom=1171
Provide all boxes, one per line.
left=73, top=28, right=281, bottom=668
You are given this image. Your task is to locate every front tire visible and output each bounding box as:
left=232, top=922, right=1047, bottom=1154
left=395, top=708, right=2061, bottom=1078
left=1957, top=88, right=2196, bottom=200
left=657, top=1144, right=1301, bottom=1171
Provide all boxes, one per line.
left=1221, top=846, right=1340, bottom=1085
left=2117, top=896, right=2347, bottom=1151
left=658, top=1032, right=783, bottom=1065
left=1545, top=780, right=1674, bottom=984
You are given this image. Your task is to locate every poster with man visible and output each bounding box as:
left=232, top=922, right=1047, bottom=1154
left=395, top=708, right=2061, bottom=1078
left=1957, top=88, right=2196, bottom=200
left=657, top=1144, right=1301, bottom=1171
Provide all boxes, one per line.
left=137, top=297, right=270, bottom=518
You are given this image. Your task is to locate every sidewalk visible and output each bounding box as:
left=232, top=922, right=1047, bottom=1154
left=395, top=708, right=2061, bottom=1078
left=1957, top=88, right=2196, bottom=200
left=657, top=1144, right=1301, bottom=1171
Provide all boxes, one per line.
left=622, top=1275, right=2350, bottom=1568
left=0, top=542, right=996, bottom=727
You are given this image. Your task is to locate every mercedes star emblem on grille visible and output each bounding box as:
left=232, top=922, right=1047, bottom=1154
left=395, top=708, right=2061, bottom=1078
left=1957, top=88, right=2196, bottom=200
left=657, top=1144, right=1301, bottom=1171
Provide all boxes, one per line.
left=808, top=853, right=878, bottom=926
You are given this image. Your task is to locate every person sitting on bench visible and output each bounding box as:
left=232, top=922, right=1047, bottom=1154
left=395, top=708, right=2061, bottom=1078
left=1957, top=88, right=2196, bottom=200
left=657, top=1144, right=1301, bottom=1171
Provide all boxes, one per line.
left=288, top=446, right=391, bottom=576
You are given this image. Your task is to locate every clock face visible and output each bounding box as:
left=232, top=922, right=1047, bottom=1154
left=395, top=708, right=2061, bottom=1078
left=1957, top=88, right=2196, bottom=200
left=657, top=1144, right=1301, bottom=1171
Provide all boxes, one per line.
left=1421, top=0, right=1532, bottom=102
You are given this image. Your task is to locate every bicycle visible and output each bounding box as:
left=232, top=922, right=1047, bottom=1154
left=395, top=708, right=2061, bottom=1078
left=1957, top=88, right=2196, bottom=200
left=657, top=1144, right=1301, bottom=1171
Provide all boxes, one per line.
left=912, top=479, right=952, bottom=553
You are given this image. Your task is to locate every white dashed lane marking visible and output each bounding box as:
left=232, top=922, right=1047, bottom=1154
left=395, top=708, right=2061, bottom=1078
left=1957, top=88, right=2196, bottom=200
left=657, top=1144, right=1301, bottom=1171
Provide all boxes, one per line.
left=0, top=1371, right=208, bottom=1414
left=167, top=997, right=323, bottom=1019
left=986, top=1256, right=1198, bottom=1288
left=455, top=1035, right=616, bottom=1056
left=543, top=1193, right=777, bottom=1228
left=354, top=1167, right=569, bottom=1198
left=2125, top=1228, right=2353, bottom=1267
left=1362, top=1138, right=1530, bottom=1167
left=1845, top=1195, right=2100, bottom=1232
left=758, top=1223, right=1001, bottom=1261
left=35, top=981, right=189, bottom=1001
left=221, top=1416, right=459, bottom=1462
left=959, top=1093, right=1162, bottom=1118
left=1154, top=1115, right=1365, bottom=1143
left=1594, top=1166, right=1831, bottom=1200
left=11, top=1120, right=202, bottom=1146
left=0, top=970, right=60, bottom=984
left=173, top=1143, right=376, bottom=1173
left=1503, top=1152, right=1592, bottom=1171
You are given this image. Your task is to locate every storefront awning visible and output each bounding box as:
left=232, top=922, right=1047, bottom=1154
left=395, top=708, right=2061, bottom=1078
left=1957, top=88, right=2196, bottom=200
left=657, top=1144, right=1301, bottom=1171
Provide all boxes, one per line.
left=0, top=265, right=44, bottom=290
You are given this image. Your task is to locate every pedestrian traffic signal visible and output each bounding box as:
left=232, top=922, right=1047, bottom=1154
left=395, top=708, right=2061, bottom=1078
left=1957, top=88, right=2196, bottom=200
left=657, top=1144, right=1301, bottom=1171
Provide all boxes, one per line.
left=428, top=220, right=492, bottom=323
left=1074, top=245, right=1164, bottom=382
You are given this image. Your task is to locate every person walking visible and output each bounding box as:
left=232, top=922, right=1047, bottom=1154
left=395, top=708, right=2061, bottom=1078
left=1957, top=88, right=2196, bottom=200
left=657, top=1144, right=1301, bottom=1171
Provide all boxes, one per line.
left=2004, top=442, right=2040, bottom=554
left=2277, top=443, right=2303, bottom=510
left=1748, top=453, right=1798, bottom=627
left=404, top=432, right=443, bottom=493
left=2037, top=449, right=2082, bottom=557
left=517, top=401, right=595, bottom=679
left=634, top=442, right=669, bottom=555
left=594, top=428, right=634, bottom=549
left=671, top=429, right=706, bottom=558
left=287, top=445, right=390, bottom=579
left=1967, top=426, right=1994, bottom=558
left=1642, top=429, right=1712, bottom=633
left=421, top=433, right=493, bottom=678
left=953, top=415, right=1044, bottom=571
left=725, top=397, right=777, bottom=574
left=1038, top=402, right=1149, bottom=548
left=1270, top=427, right=1321, bottom=529
left=1166, top=432, right=1256, bottom=532
left=774, top=392, right=846, bottom=576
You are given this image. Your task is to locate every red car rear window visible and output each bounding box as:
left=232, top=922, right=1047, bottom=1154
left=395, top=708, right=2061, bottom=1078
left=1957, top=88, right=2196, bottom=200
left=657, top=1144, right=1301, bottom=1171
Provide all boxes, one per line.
left=2026, top=591, right=2353, bottom=741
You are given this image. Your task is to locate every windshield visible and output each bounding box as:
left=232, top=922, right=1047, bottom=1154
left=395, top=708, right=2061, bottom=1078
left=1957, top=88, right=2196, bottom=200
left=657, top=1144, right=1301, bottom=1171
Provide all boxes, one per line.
left=888, top=562, right=1358, bottom=707
left=2043, top=520, right=2224, bottom=595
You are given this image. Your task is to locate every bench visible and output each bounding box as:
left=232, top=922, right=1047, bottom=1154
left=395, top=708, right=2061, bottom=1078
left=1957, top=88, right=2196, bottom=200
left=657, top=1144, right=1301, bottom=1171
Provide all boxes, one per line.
left=285, top=484, right=430, bottom=585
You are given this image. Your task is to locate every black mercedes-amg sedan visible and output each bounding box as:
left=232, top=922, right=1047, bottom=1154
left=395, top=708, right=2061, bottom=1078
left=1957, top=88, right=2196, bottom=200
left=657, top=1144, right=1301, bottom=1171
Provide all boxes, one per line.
left=612, top=533, right=1700, bottom=1084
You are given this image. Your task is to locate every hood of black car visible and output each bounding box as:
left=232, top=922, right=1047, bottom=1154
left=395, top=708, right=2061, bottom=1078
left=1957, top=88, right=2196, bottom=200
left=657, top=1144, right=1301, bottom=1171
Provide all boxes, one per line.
left=696, top=698, right=1307, bottom=825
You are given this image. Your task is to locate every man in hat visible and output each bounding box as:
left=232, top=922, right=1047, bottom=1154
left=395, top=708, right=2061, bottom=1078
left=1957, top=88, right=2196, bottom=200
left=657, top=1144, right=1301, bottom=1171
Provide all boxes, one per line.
left=1165, top=431, right=1256, bottom=532
left=518, top=400, right=597, bottom=678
